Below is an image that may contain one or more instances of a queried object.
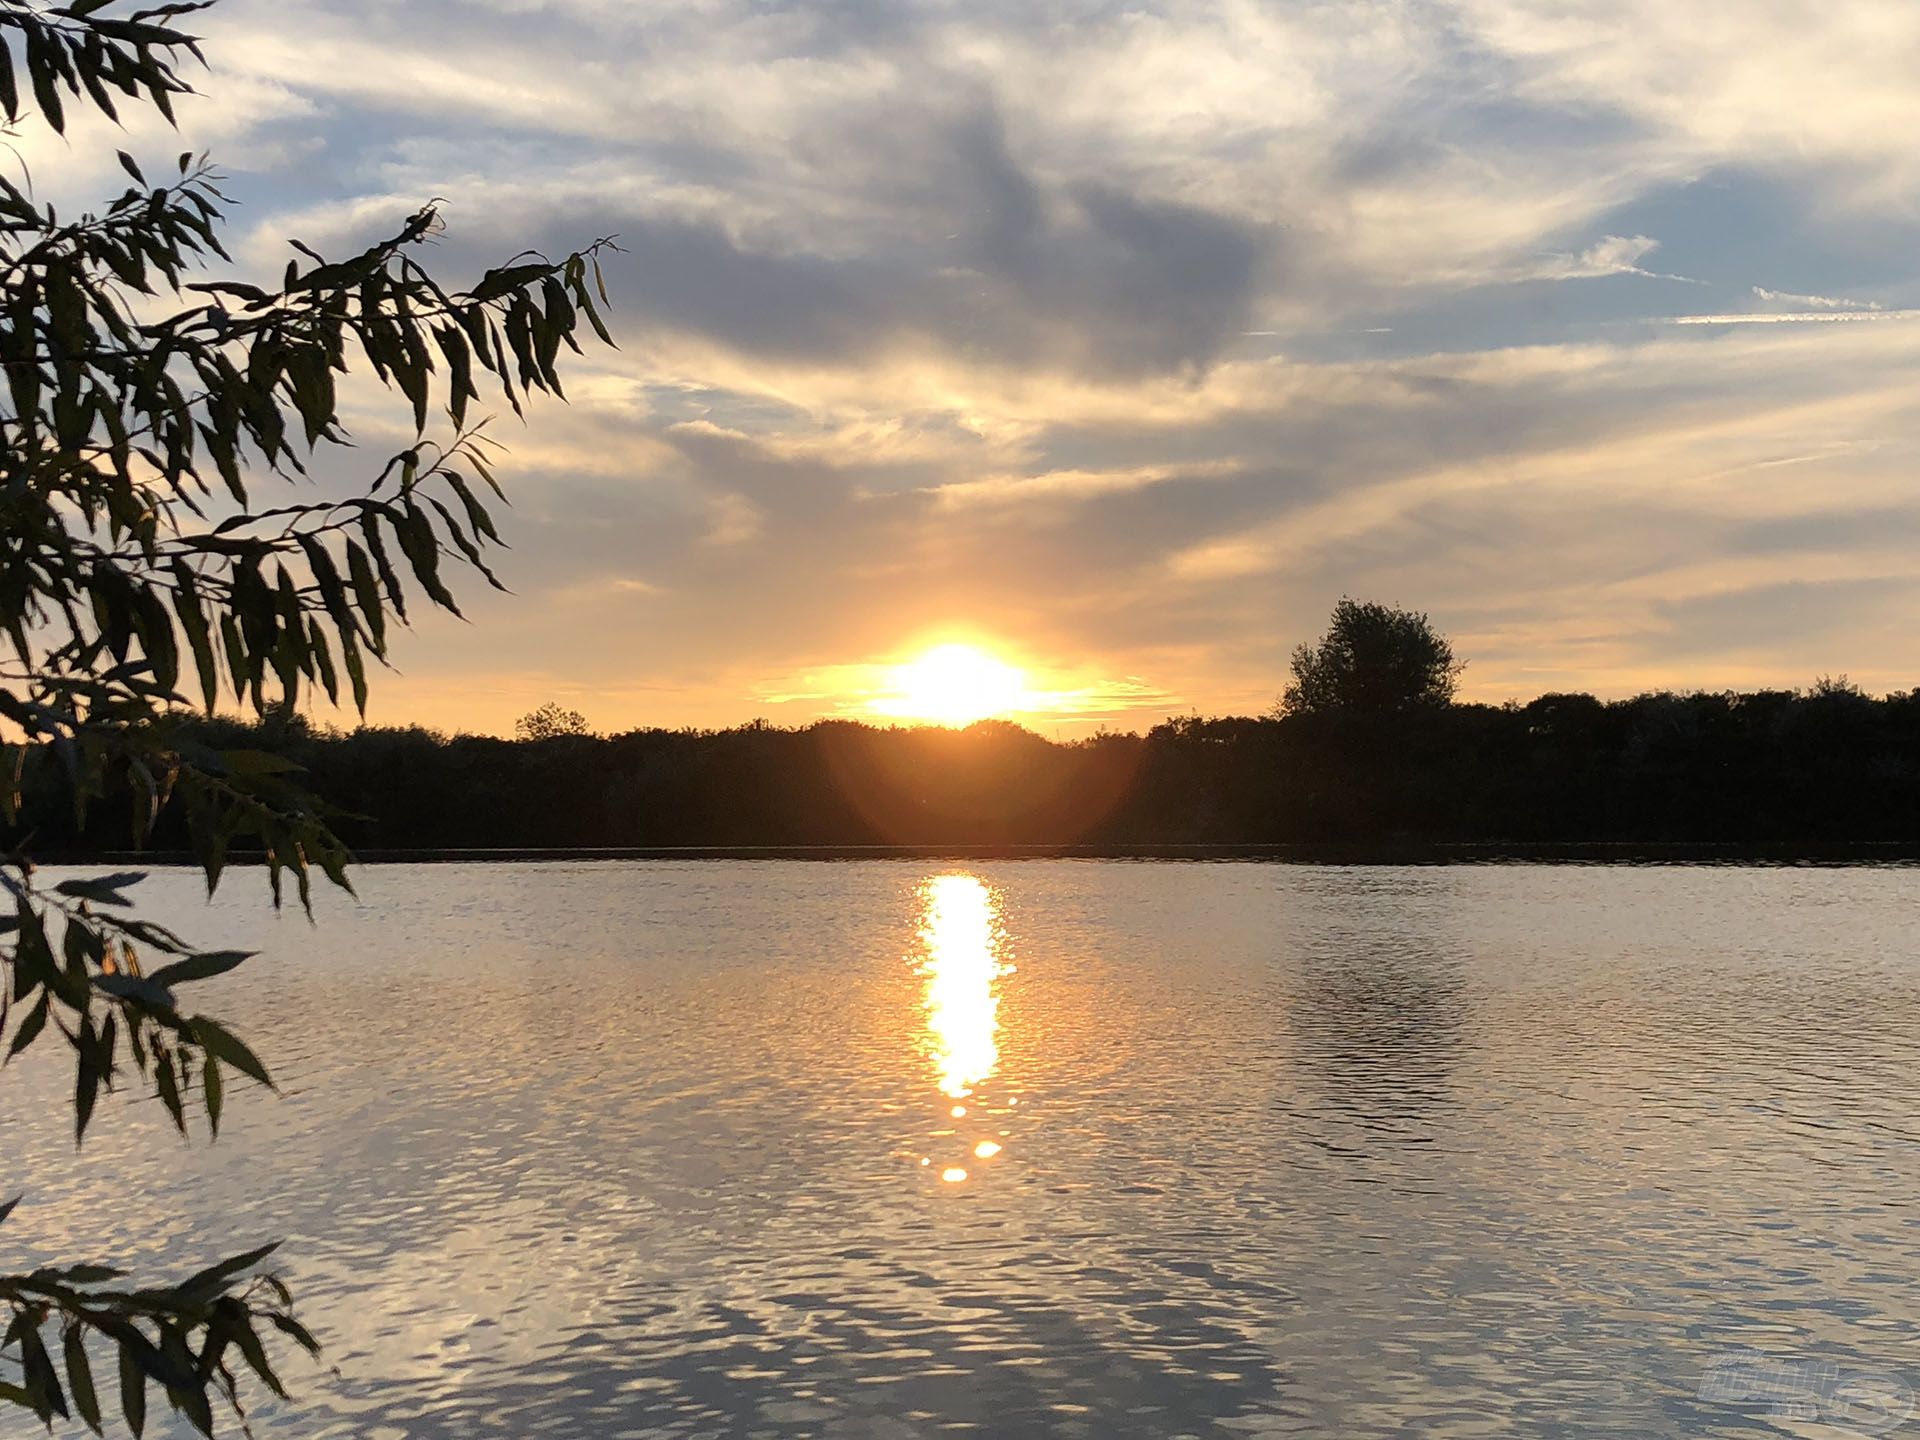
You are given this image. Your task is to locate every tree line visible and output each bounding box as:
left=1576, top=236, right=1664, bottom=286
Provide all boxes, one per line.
left=20, top=598, right=1918, bottom=853
left=11, top=675, right=1920, bottom=853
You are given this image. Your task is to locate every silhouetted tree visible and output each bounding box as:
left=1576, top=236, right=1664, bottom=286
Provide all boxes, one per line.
left=0, top=0, right=614, bottom=1428
left=516, top=702, right=592, bottom=740
left=13, top=679, right=1920, bottom=856
left=1281, top=599, right=1462, bottom=717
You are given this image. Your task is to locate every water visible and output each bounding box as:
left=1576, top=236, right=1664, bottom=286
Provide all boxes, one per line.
left=8, top=861, right=1919, bottom=1438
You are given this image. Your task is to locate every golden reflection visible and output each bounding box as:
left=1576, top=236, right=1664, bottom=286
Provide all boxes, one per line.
left=915, top=873, right=1014, bottom=1183
left=919, top=874, right=1008, bottom=1099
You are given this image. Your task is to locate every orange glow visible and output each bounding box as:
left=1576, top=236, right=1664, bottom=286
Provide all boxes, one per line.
left=915, top=873, right=1018, bottom=1187
left=871, top=643, right=1030, bottom=727
left=918, top=874, right=1007, bottom=1099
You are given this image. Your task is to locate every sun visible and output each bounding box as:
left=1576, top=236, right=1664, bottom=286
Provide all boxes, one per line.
left=874, top=643, right=1030, bottom=727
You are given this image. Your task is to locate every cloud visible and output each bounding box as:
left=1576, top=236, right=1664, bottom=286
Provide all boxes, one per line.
left=545, top=575, right=668, bottom=604
left=1524, top=234, right=1702, bottom=284
left=702, top=493, right=767, bottom=547
left=60, top=0, right=1920, bottom=732
left=1649, top=285, right=1914, bottom=326
left=1161, top=318, right=1920, bottom=590
left=1751, top=286, right=1882, bottom=311
left=926, top=459, right=1243, bottom=510
left=1661, top=310, right=1920, bottom=325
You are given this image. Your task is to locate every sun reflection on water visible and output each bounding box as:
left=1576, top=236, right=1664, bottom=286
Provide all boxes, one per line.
left=919, top=874, right=1007, bottom=1099
left=914, top=873, right=1014, bottom=1183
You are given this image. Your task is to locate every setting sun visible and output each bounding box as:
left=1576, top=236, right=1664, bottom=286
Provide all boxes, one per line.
left=872, top=643, right=1030, bottom=727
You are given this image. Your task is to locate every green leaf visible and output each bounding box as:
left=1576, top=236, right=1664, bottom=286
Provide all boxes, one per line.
left=230, top=1316, right=286, bottom=1398
left=49, top=1264, right=126, bottom=1285
left=20, top=1321, right=68, bottom=1420
left=202, top=1054, right=222, bottom=1137
left=25, top=25, right=66, bottom=134
left=174, top=1374, right=214, bottom=1435
left=170, top=564, right=218, bottom=711
left=219, top=611, right=249, bottom=705
left=64, top=1325, right=102, bottom=1434
left=0, top=39, right=18, bottom=123
left=339, top=625, right=369, bottom=714
left=436, top=324, right=474, bottom=426
left=300, top=533, right=355, bottom=635
left=265, top=1312, right=321, bottom=1356
left=155, top=1052, right=186, bottom=1134
left=300, top=614, right=337, bottom=702
left=190, top=1017, right=272, bottom=1088
left=344, top=539, right=387, bottom=649
left=359, top=511, right=407, bottom=623
left=54, top=872, right=147, bottom=905
left=395, top=503, right=460, bottom=614
left=7, top=992, right=50, bottom=1060
left=147, top=950, right=252, bottom=988
left=76, top=1045, right=102, bottom=1141
left=93, top=973, right=176, bottom=1008
left=467, top=261, right=555, bottom=304
left=118, top=1344, right=146, bottom=1438
left=179, top=1241, right=279, bottom=1298
left=445, top=472, right=502, bottom=545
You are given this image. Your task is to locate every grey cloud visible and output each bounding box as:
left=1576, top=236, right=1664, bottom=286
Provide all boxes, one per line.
left=151, top=0, right=1920, bottom=723
left=606, top=214, right=901, bottom=363
left=303, top=103, right=1274, bottom=382
left=595, top=100, right=1270, bottom=378
left=1728, top=508, right=1920, bottom=556
left=1652, top=578, right=1918, bottom=661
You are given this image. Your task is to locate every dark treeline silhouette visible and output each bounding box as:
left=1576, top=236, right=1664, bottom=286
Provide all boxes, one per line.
left=13, top=604, right=1918, bottom=854
left=12, top=679, right=1920, bottom=853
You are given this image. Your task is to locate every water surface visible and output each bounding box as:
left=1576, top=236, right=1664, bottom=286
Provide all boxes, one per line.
left=10, top=861, right=1919, bottom=1437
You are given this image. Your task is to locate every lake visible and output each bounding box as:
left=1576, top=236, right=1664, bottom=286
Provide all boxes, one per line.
left=10, top=861, right=1919, bottom=1438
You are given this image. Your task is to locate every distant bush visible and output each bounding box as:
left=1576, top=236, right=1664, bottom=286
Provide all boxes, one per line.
left=516, top=702, right=593, bottom=740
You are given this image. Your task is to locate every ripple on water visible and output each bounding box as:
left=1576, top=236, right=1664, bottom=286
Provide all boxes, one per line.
left=8, top=860, right=1919, bottom=1438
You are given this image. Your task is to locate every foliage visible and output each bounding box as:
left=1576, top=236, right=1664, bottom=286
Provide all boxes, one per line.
left=0, top=0, right=613, bottom=1430
left=1280, top=598, right=1462, bottom=717
left=514, top=702, right=590, bottom=741
left=19, top=680, right=1917, bottom=853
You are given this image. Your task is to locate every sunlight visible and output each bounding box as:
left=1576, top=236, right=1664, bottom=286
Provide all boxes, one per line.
left=919, top=873, right=1008, bottom=1100
left=915, top=873, right=1016, bottom=1187
left=871, top=642, right=1030, bottom=727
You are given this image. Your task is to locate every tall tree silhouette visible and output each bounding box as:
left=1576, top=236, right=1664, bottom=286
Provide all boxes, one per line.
left=516, top=702, right=592, bottom=740
left=1281, top=599, right=1462, bottom=717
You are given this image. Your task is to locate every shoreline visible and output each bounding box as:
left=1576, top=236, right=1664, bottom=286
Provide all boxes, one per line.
left=26, top=841, right=1920, bottom=866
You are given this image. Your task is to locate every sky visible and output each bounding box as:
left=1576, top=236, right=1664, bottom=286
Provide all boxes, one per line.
left=28, top=0, right=1920, bottom=733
